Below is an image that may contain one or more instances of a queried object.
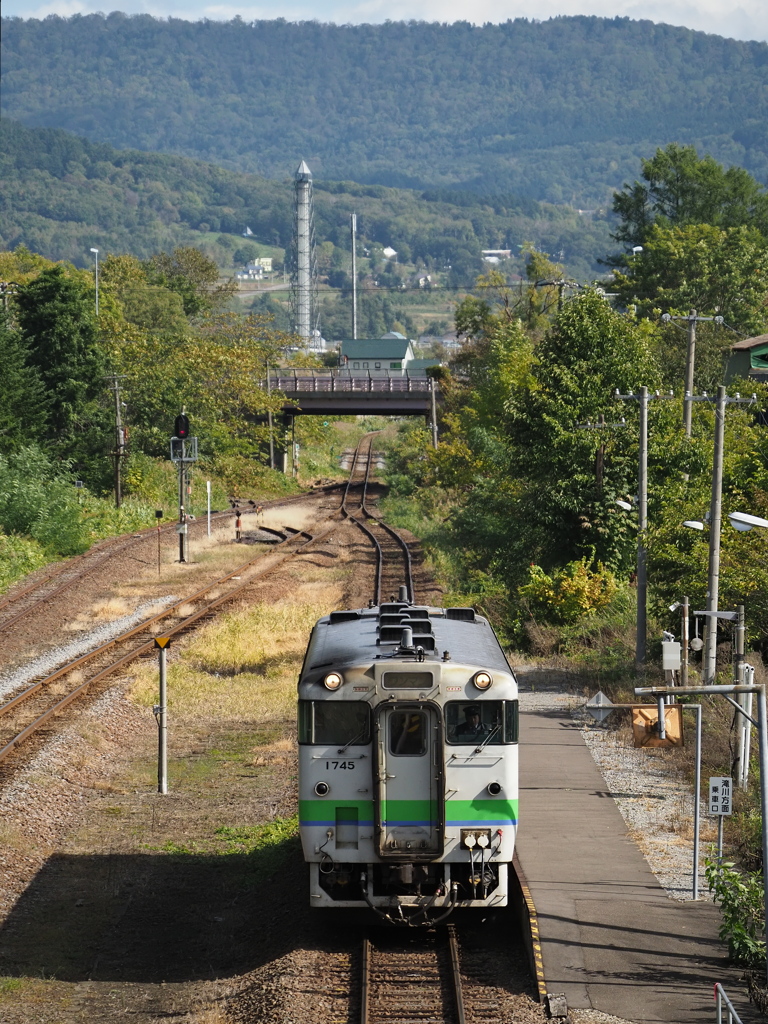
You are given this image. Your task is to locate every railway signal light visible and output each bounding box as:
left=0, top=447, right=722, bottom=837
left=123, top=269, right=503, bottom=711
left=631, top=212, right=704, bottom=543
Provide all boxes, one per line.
left=174, top=413, right=190, bottom=439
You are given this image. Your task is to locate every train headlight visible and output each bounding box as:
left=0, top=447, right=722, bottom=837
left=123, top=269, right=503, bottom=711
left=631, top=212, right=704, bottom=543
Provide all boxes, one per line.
left=473, top=670, right=492, bottom=690
left=487, top=781, right=503, bottom=796
left=323, top=672, right=343, bottom=690
left=314, top=782, right=330, bottom=796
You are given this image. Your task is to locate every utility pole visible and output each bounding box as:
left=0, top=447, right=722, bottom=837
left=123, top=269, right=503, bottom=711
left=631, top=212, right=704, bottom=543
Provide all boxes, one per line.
left=614, top=387, right=675, bottom=668
left=266, top=364, right=275, bottom=471
left=686, top=387, right=755, bottom=682
left=105, top=374, right=127, bottom=508
left=430, top=378, right=438, bottom=449
left=351, top=213, right=358, bottom=340
left=661, top=310, right=724, bottom=437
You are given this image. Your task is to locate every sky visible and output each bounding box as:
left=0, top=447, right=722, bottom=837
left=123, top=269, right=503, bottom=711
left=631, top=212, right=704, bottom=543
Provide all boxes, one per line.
left=2, top=0, right=767, bottom=45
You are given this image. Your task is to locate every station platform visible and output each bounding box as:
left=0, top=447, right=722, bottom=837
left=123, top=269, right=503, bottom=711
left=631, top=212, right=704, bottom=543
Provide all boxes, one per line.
left=514, top=681, right=758, bottom=1023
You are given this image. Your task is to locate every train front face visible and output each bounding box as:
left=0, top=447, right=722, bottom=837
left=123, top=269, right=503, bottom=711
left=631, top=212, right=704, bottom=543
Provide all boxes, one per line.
left=298, top=604, right=518, bottom=921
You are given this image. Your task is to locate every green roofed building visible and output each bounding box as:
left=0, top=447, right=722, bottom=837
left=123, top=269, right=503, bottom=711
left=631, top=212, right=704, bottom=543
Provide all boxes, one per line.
left=726, top=334, right=768, bottom=382
left=339, top=333, right=417, bottom=375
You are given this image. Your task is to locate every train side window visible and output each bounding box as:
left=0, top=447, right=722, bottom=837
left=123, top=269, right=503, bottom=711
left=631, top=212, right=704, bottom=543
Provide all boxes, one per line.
left=505, top=700, right=519, bottom=743
left=445, top=700, right=516, bottom=744
left=298, top=700, right=371, bottom=745
left=389, top=711, right=427, bottom=756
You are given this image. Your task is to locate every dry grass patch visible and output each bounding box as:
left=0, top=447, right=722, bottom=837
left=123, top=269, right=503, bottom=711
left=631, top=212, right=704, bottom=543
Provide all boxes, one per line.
left=129, top=593, right=342, bottom=727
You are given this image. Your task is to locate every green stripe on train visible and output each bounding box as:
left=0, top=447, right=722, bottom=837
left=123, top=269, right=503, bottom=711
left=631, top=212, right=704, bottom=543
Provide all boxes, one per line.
left=445, top=798, right=518, bottom=823
left=300, top=797, right=517, bottom=824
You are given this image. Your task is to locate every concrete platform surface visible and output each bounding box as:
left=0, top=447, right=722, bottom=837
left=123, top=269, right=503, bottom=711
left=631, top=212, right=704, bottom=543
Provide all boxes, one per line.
left=515, top=702, right=758, bottom=1023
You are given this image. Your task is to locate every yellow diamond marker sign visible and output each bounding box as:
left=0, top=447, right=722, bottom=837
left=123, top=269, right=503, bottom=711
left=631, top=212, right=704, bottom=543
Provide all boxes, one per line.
left=154, top=637, right=171, bottom=649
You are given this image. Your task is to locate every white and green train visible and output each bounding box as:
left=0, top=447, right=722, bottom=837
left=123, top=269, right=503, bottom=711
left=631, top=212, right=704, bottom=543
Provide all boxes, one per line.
left=297, top=598, right=519, bottom=925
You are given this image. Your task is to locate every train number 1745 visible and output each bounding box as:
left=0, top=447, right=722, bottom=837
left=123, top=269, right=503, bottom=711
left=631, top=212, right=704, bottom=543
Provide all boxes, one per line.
left=325, top=760, right=356, bottom=770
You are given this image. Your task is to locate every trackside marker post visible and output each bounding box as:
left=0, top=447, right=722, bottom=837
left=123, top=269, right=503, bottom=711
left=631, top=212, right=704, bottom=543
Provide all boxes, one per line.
left=153, top=637, right=171, bottom=794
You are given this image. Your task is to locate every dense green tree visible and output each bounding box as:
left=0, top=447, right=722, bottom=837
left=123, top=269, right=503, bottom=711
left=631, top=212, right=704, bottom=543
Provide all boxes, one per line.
left=144, top=247, right=235, bottom=317
left=612, top=144, right=768, bottom=247
left=611, top=224, right=768, bottom=338
left=0, top=309, right=49, bottom=449
left=13, top=264, right=111, bottom=483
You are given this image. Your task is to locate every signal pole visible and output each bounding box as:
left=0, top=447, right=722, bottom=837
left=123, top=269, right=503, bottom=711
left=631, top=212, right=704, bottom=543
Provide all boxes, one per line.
left=105, top=374, right=127, bottom=508
left=170, top=413, right=197, bottom=563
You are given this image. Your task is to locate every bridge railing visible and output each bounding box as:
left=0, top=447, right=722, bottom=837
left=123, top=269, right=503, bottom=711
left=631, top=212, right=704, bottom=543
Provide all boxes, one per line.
left=264, top=373, right=434, bottom=394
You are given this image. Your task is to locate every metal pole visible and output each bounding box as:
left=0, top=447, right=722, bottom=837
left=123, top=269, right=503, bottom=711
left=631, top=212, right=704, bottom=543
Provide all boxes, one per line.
left=94, top=250, right=99, bottom=316
left=178, top=439, right=186, bottom=564
left=681, top=596, right=689, bottom=687
left=430, top=379, right=438, bottom=449
left=757, top=685, right=768, bottom=988
left=703, top=386, right=726, bottom=683
left=693, top=704, right=701, bottom=899
left=351, top=213, right=358, bottom=341
left=157, top=644, right=168, bottom=794
left=266, top=366, right=275, bottom=471
left=113, top=378, right=123, bottom=509
left=636, top=386, right=648, bottom=668
left=735, top=604, right=747, bottom=784
left=207, top=480, right=211, bottom=538
left=683, top=310, right=696, bottom=437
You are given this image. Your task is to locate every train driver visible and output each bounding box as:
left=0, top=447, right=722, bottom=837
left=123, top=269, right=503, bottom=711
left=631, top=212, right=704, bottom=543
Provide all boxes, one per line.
left=455, top=705, right=490, bottom=739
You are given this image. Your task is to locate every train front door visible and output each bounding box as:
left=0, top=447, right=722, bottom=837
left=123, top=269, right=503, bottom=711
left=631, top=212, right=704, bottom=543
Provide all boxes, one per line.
left=375, top=705, right=443, bottom=858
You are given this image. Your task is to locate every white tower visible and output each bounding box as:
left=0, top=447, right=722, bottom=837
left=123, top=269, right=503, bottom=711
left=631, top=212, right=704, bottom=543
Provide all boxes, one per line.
left=291, top=160, right=317, bottom=345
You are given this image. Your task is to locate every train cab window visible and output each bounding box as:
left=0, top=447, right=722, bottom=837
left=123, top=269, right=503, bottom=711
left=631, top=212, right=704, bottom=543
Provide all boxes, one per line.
left=389, top=711, right=427, bottom=756
left=298, top=700, right=371, bottom=745
left=445, top=700, right=518, bottom=744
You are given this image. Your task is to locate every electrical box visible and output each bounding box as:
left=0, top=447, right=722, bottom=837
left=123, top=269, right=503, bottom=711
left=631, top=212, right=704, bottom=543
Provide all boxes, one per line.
left=662, top=640, right=681, bottom=671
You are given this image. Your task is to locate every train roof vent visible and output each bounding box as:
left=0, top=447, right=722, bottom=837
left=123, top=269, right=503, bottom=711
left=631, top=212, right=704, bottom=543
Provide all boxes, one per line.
left=405, top=608, right=430, bottom=619
left=401, top=619, right=433, bottom=634
left=329, top=611, right=361, bottom=624
left=412, top=635, right=436, bottom=651
left=445, top=607, right=476, bottom=622
left=378, top=626, right=405, bottom=642
left=380, top=603, right=408, bottom=615
left=379, top=614, right=407, bottom=627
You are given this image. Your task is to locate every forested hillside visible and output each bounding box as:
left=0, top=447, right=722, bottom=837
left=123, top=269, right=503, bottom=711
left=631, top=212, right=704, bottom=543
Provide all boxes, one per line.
left=0, top=120, right=612, bottom=280
left=3, top=15, right=767, bottom=205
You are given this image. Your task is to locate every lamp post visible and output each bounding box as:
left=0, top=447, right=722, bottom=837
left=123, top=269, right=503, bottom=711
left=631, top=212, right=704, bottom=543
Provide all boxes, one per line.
left=90, top=247, right=100, bottom=316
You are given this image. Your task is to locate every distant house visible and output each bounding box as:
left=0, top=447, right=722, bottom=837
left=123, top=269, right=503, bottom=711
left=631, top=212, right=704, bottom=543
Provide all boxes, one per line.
left=235, top=257, right=273, bottom=281
left=338, top=334, right=439, bottom=376
left=482, top=249, right=511, bottom=260
left=382, top=247, right=398, bottom=260
left=725, top=334, right=768, bottom=382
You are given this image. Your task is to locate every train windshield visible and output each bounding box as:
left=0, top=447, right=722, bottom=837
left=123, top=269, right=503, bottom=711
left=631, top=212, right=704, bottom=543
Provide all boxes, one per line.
left=445, top=700, right=518, bottom=744
left=298, top=700, right=371, bottom=745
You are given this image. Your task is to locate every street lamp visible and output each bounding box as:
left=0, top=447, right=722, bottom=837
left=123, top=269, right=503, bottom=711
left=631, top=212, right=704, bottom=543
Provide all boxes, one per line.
left=90, top=247, right=99, bottom=315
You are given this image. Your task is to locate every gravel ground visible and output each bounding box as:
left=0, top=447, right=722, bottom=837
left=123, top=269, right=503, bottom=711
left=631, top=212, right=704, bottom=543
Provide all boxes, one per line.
left=0, top=597, right=178, bottom=701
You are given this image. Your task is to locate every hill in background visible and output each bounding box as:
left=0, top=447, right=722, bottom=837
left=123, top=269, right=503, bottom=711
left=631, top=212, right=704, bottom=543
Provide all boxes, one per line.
left=0, top=119, right=614, bottom=283
left=2, top=15, right=767, bottom=206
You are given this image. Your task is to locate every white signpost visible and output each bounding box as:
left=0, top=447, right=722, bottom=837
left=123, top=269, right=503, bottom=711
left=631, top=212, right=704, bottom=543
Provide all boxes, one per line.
left=709, top=775, right=733, bottom=859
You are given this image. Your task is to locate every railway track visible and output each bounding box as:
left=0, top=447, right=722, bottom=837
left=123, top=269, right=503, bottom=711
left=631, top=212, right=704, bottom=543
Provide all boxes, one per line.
left=0, top=521, right=335, bottom=775
left=0, top=487, right=341, bottom=636
left=0, top=437, right=412, bottom=780
left=360, top=925, right=466, bottom=1024
left=342, top=434, right=414, bottom=604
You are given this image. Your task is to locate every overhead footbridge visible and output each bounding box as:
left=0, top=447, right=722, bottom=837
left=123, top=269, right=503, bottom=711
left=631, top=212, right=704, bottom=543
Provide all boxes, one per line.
left=265, top=370, right=439, bottom=417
